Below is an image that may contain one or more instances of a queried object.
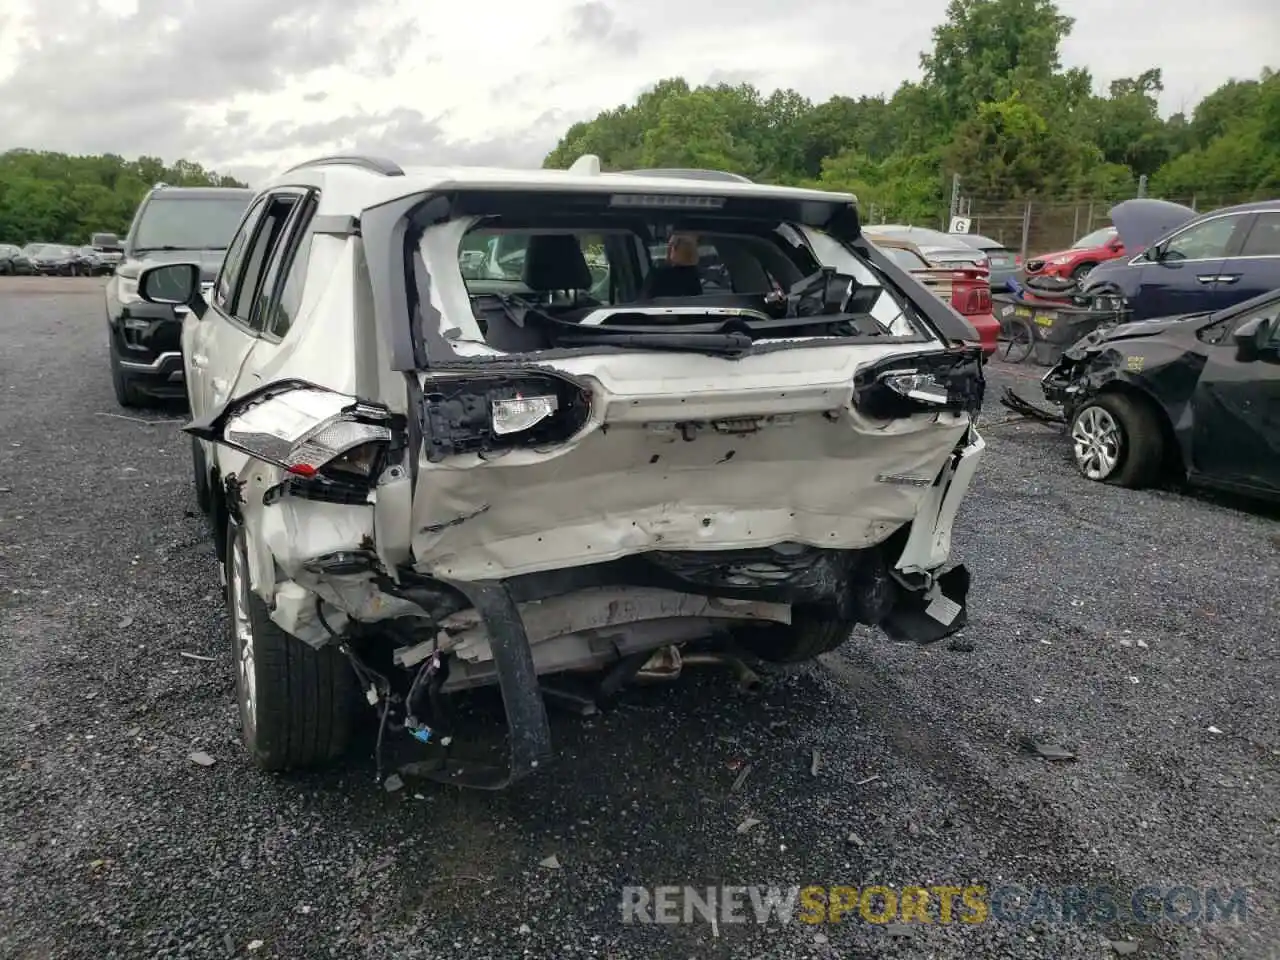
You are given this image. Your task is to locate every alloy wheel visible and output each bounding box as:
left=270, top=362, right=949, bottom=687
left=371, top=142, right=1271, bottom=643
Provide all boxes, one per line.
left=1071, top=406, right=1122, bottom=480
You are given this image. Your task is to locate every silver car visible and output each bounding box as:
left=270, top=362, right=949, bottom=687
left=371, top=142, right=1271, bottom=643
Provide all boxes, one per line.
left=872, top=225, right=990, bottom=271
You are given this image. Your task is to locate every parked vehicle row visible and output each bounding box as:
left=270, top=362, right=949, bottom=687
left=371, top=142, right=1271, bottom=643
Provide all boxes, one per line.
left=1039, top=197, right=1280, bottom=503
left=117, top=155, right=987, bottom=786
left=0, top=235, right=125, bottom=276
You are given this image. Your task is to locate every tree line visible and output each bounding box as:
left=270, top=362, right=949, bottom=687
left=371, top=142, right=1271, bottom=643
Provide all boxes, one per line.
left=0, top=150, right=246, bottom=246
left=545, top=0, right=1279, bottom=225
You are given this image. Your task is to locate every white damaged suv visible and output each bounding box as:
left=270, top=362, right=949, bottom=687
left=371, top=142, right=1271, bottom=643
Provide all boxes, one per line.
left=137, top=154, right=986, bottom=788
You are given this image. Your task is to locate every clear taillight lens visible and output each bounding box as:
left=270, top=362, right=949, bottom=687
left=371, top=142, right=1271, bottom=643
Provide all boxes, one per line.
left=491, top=395, right=559, bottom=435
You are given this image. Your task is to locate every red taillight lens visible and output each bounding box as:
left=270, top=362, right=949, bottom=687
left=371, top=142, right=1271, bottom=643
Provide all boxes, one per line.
left=1015, top=254, right=1023, bottom=266
left=949, top=276, right=991, bottom=315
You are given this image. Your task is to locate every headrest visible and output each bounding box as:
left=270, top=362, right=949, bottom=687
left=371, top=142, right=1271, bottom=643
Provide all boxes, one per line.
left=521, top=234, right=594, bottom=292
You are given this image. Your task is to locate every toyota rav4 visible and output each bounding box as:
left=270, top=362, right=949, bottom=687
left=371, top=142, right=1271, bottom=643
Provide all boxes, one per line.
left=136, top=154, right=987, bottom=789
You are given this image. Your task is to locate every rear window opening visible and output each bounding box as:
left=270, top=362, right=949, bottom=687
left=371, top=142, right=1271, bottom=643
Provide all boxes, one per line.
left=444, top=206, right=926, bottom=354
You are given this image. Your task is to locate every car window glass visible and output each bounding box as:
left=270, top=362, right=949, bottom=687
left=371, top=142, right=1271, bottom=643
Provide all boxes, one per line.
left=1198, top=304, right=1279, bottom=345
left=213, top=198, right=266, bottom=312
left=1161, top=216, right=1240, bottom=261
left=261, top=199, right=317, bottom=339
left=1073, top=227, right=1117, bottom=248
left=132, top=196, right=253, bottom=253
left=230, top=195, right=298, bottom=327
left=882, top=247, right=928, bottom=270
left=457, top=230, right=614, bottom=302
left=579, top=235, right=613, bottom=301
left=1240, top=212, right=1280, bottom=257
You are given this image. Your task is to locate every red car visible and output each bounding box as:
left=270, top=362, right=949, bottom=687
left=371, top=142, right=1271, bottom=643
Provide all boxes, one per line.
left=1023, top=226, right=1125, bottom=282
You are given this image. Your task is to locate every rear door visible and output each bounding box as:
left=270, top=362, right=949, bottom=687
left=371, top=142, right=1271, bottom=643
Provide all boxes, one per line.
left=189, top=190, right=304, bottom=418
left=186, top=197, right=265, bottom=421
left=1136, top=212, right=1252, bottom=319
left=234, top=191, right=320, bottom=393
left=1224, top=210, right=1280, bottom=304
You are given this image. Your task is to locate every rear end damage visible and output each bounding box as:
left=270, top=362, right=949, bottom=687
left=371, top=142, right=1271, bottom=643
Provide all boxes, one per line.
left=188, top=343, right=984, bottom=789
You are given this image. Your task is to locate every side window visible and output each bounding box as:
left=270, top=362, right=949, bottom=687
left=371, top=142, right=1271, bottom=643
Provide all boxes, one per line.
left=578, top=234, right=612, bottom=302
left=212, top=198, right=267, bottom=312
left=229, top=195, right=299, bottom=328
left=1198, top=305, right=1280, bottom=345
left=262, top=196, right=318, bottom=339
left=693, top=241, right=730, bottom=292
left=1239, top=212, right=1280, bottom=257
left=1161, top=216, right=1243, bottom=262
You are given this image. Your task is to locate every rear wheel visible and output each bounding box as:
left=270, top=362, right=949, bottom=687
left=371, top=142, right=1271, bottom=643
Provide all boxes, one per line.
left=734, top=609, right=854, bottom=664
left=226, top=523, right=358, bottom=771
left=1069, top=393, right=1163, bottom=488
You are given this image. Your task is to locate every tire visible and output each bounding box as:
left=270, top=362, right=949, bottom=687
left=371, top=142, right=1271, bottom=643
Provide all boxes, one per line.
left=1069, top=393, right=1164, bottom=488
left=734, top=609, right=854, bottom=664
left=225, top=523, right=358, bottom=771
left=191, top=436, right=212, bottom=514
left=108, top=335, right=146, bottom=408
left=1070, top=262, right=1096, bottom=281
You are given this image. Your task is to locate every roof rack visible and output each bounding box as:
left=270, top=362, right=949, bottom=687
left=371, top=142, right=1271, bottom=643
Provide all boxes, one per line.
left=621, top=168, right=753, bottom=184
left=281, top=154, right=405, bottom=177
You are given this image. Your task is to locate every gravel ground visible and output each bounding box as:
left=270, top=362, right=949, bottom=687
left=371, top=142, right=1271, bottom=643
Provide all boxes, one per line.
left=1, top=279, right=1276, bottom=960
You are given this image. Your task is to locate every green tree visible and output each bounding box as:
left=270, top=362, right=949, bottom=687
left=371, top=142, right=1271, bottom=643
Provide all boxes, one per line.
left=541, top=0, right=1277, bottom=231
left=0, top=149, right=247, bottom=245
left=921, top=0, right=1074, bottom=116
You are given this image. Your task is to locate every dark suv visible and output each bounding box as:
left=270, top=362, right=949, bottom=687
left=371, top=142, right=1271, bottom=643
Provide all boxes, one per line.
left=106, top=185, right=254, bottom=407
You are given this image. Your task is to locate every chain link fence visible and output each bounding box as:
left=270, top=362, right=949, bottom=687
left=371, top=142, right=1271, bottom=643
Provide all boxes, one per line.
left=858, top=180, right=1270, bottom=259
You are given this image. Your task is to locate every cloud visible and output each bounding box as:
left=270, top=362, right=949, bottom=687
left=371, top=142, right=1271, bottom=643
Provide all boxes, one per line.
left=566, top=1, right=641, bottom=56
left=0, top=0, right=1273, bottom=183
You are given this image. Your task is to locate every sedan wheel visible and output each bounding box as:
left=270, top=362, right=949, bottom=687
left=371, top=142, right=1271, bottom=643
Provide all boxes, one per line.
left=1071, top=405, right=1122, bottom=480
left=1068, top=395, right=1164, bottom=488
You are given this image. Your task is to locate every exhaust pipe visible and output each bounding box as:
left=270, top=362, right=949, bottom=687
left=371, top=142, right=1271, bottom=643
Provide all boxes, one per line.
left=634, top=646, right=762, bottom=692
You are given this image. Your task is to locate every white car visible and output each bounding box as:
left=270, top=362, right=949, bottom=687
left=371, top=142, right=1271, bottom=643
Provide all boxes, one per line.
left=136, top=155, right=986, bottom=789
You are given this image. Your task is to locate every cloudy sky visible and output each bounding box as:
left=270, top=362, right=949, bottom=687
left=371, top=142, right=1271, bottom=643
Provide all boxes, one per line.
left=0, top=0, right=1273, bottom=185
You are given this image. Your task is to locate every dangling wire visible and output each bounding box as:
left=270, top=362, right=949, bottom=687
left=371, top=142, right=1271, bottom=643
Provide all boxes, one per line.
left=317, top=596, right=397, bottom=783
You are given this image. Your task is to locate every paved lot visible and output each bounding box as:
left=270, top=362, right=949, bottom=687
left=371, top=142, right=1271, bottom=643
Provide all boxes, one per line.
left=1, top=278, right=1277, bottom=959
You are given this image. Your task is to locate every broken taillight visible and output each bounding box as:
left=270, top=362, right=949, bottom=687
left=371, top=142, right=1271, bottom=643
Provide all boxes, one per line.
left=185, top=381, right=399, bottom=485
left=853, top=349, right=985, bottom=418
left=420, top=372, right=592, bottom=462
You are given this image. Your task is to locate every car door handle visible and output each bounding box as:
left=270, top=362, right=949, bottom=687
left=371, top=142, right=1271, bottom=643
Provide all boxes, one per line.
left=1195, top=275, right=1219, bottom=284
left=1217, top=274, right=1240, bottom=284
left=190, top=353, right=209, bottom=368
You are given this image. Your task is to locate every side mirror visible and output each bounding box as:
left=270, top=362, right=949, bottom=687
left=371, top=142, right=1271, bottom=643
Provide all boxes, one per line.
left=1233, top=315, right=1275, bottom=362
left=138, top=262, right=206, bottom=318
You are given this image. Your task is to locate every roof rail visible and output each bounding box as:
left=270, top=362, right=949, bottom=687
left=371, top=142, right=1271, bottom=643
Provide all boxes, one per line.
left=281, top=154, right=405, bottom=177
left=621, top=168, right=753, bottom=184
